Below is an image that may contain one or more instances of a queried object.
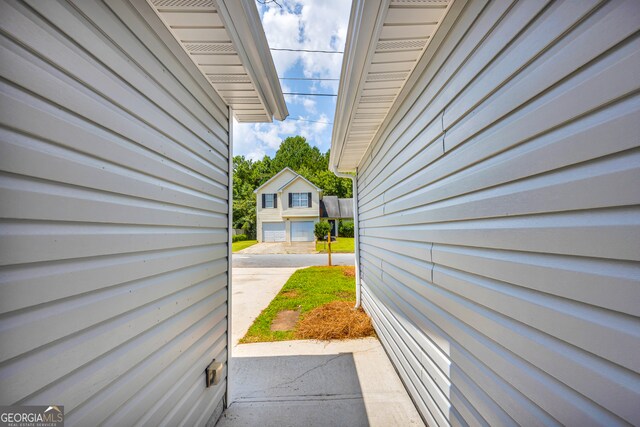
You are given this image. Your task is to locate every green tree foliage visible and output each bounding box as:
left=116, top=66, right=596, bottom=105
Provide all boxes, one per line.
left=233, top=136, right=352, bottom=237
left=271, top=136, right=327, bottom=172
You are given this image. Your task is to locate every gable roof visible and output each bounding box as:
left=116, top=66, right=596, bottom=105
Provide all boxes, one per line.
left=253, top=167, right=321, bottom=193
left=277, top=174, right=322, bottom=193
left=338, top=198, right=354, bottom=218
left=253, top=167, right=296, bottom=193
left=320, top=196, right=354, bottom=219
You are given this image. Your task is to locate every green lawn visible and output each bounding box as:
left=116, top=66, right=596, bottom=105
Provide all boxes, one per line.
left=316, top=237, right=354, bottom=253
left=240, top=266, right=356, bottom=343
left=232, top=239, right=257, bottom=252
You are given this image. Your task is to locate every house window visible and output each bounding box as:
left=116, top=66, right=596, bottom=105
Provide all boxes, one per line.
left=265, top=194, right=275, bottom=208
left=262, top=193, right=277, bottom=208
left=290, top=192, right=310, bottom=208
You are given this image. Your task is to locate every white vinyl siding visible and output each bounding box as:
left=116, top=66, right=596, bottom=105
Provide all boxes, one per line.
left=0, top=1, right=229, bottom=426
left=356, top=1, right=640, bottom=426
left=290, top=221, right=315, bottom=242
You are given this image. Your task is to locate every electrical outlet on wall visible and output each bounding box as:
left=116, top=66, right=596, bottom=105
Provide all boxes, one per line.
left=205, top=360, right=223, bottom=387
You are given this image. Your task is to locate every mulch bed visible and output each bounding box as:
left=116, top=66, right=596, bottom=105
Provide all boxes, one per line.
left=295, top=301, right=376, bottom=340
left=342, top=266, right=356, bottom=277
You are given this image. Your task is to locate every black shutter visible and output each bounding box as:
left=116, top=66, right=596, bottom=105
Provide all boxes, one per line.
left=288, top=193, right=292, bottom=208
left=262, top=193, right=265, bottom=208
left=307, top=192, right=312, bottom=207
left=273, top=194, right=277, bottom=208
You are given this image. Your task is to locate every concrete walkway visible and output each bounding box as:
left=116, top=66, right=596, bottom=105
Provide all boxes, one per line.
left=238, top=241, right=316, bottom=254
left=220, top=267, right=424, bottom=427
left=231, top=268, right=299, bottom=344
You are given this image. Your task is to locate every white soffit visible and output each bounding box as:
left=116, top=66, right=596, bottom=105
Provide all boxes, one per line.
left=148, top=0, right=287, bottom=123
left=331, top=0, right=453, bottom=172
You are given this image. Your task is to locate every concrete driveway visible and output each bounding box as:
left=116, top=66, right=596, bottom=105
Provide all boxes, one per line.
left=238, top=241, right=316, bottom=254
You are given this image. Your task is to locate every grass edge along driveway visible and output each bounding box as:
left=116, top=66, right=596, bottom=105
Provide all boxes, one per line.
left=316, top=237, right=354, bottom=253
left=240, top=266, right=356, bottom=343
left=232, top=240, right=257, bottom=252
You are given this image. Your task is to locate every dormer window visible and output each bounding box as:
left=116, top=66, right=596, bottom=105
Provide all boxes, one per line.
left=262, top=193, right=277, bottom=208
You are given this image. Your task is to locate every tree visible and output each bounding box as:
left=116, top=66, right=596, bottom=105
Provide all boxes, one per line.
left=271, top=136, right=326, bottom=172
left=309, top=169, right=352, bottom=198
left=232, top=156, right=259, bottom=237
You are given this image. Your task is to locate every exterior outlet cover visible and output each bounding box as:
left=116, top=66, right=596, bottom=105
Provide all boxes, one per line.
left=206, top=360, right=223, bottom=387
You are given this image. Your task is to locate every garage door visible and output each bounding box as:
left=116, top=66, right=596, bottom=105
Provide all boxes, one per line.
left=291, top=221, right=315, bottom=242
left=263, top=222, right=286, bottom=242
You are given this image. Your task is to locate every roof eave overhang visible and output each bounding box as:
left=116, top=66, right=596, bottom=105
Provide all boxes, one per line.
left=215, top=0, right=288, bottom=121
left=330, top=0, right=387, bottom=173
left=330, top=0, right=463, bottom=173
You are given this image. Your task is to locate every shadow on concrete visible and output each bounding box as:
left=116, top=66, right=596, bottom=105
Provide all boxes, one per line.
left=216, top=353, right=369, bottom=427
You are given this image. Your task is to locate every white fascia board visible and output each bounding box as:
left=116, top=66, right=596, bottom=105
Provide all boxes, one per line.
left=253, top=167, right=296, bottom=194
left=277, top=175, right=322, bottom=193
left=330, top=0, right=388, bottom=173
left=215, top=0, right=288, bottom=121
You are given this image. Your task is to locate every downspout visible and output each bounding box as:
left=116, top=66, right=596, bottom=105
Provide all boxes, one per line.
left=226, top=107, right=234, bottom=407
left=331, top=168, right=361, bottom=309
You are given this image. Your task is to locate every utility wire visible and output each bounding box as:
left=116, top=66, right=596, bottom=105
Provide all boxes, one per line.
left=279, top=77, right=340, bottom=81
left=287, top=117, right=334, bottom=125
left=283, top=92, right=338, bottom=97
left=270, top=47, right=344, bottom=54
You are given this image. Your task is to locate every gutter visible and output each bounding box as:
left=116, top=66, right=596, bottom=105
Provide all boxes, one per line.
left=215, top=0, right=289, bottom=121
left=331, top=168, right=361, bottom=309
left=329, top=0, right=387, bottom=169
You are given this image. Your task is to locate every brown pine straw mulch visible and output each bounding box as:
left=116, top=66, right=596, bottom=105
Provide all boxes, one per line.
left=295, top=301, right=376, bottom=340
left=342, top=266, right=356, bottom=277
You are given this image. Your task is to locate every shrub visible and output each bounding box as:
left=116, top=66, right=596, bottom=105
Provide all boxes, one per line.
left=338, top=220, right=354, bottom=238
left=232, top=234, right=247, bottom=243
left=314, top=221, right=331, bottom=240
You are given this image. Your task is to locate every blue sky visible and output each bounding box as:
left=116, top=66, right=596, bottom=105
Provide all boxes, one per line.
left=232, top=0, right=353, bottom=160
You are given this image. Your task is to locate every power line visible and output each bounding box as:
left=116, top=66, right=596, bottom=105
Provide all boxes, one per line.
left=283, top=92, right=338, bottom=97
left=270, top=47, right=344, bottom=54
left=287, top=117, right=334, bottom=125
left=279, top=77, right=340, bottom=81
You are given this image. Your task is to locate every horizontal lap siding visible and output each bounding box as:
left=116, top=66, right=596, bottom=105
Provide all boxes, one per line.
left=0, top=1, right=229, bottom=426
left=357, top=1, right=640, bottom=426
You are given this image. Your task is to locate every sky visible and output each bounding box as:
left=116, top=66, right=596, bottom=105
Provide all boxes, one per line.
left=232, top=0, right=353, bottom=161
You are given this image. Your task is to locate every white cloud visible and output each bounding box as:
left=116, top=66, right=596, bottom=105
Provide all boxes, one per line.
left=233, top=0, right=352, bottom=159
left=261, top=0, right=350, bottom=85
left=302, top=97, right=316, bottom=113
left=261, top=6, right=301, bottom=72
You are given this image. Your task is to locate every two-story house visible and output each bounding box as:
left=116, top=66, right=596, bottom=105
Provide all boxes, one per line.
left=254, top=167, right=322, bottom=242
